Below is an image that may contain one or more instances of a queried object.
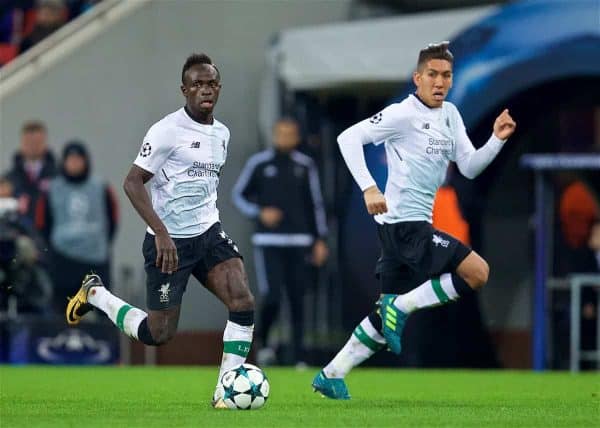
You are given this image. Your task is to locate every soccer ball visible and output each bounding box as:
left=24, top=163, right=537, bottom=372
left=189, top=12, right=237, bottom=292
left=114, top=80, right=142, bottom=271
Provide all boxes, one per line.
left=216, top=363, right=270, bottom=410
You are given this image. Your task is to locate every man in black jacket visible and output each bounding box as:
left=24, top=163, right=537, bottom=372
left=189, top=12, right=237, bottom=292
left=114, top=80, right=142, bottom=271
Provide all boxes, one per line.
left=233, top=118, right=328, bottom=365
left=6, top=120, right=56, bottom=231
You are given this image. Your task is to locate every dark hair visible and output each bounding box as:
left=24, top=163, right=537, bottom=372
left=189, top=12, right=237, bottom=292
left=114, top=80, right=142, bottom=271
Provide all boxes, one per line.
left=181, top=53, right=220, bottom=83
left=417, top=41, right=454, bottom=70
left=21, top=120, right=47, bottom=134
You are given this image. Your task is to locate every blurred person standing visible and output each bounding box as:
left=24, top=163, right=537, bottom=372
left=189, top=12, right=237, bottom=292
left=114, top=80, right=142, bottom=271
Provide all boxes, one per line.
left=554, top=176, right=599, bottom=369
left=556, top=177, right=599, bottom=274
left=0, top=176, right=52, bottom=314
left=35, top=141, right=118, bottom=313
left=6, top=120, right=56, bottom=230
left=232, top=118, right=328, bottom=366
left=19, top=0, right=66, bottom=54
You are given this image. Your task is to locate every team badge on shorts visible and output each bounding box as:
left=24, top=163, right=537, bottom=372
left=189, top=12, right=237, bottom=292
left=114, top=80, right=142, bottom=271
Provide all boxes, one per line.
left=159, top=282, right=171, bottom=303
left=432, top=234, right=449, bottom=248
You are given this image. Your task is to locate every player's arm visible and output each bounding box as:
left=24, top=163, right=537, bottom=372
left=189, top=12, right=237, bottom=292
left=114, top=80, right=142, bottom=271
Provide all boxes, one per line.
left=454, top=108, right=516, bottom=179
left=127, top=126, right=178, bottom=274
left=123, top=165, right=177, bottom=274
left=337, top=106, right=404, bottom=215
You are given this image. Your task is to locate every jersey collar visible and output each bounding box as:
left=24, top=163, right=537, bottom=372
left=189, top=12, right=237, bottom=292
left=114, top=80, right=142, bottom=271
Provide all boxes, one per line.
left=183, top=106, right=214, bottom=126
left=411, top=93, right=441, bottom=111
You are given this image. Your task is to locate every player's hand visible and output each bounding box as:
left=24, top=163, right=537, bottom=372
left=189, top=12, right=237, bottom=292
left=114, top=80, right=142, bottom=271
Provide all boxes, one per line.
left=363, top=186, right=387, bottom=215
left=155, top=231, right=178, bottom=274
left=311, top=239, right=329, bottom=267
left=493, top=109, right=516, bottom=140
left=260, top=206, right=283, bottom=228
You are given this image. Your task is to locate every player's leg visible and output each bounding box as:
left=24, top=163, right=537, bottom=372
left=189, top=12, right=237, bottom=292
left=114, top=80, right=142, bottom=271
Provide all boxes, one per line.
left=312, top=225, right=410, bottom=399
left=312, top=269, right=408, bottom=399
left=66, top=272, right=182, bottom=345
left=201, top=257, right=254, bottom=408
left=66, top=233, right=192, bottom=345
left=254, top=246, right=285, bottom=365
left=391, top=236, right=486, bottom=313
left=313, top=310, right=385, bottom=400
left=202, top=257, right=254, bottom=372
left=193, top=225, right=254, bottom=407
left=380, top=226, right=486, bottom=354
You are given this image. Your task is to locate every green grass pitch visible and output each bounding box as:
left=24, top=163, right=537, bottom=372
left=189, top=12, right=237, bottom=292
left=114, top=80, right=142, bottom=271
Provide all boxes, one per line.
left=1, top=366, right=598, bottom=427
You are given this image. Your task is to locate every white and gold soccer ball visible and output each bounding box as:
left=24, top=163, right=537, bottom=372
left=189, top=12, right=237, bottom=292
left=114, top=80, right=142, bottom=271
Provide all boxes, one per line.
left=215, top=363, right=270, bottom=410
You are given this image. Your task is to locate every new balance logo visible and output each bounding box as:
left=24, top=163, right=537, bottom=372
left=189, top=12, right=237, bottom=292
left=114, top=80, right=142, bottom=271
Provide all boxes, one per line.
left=422, top=123, right=430, bottom=129
left=159, top=283, right=171, bottom=303
left=190, top=141, right=201, bottom=149
left=432, top=234, right=450, bottom=248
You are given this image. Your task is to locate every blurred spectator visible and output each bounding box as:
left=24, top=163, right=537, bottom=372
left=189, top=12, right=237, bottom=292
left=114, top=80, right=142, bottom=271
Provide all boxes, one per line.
left=0, top=0, right=99, bottom=65
left=232, top=118, right=328, bottom=366
left=35, top=141, right=118, bottom=313
left=556, top=177, right=599, bottom=274
left=19, top=0, right=67, bottom=54
left=0, top=176, right=52, bottom=314
left=554, top=175, right=599, bottom=370
left=5, top=120, right=56, bottom=230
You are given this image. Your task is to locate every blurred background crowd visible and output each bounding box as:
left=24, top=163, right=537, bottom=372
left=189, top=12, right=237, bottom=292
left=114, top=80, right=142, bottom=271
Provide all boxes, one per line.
left=0, top=0, right=101, bottom=64
left=0, top=0, right=598, bottom=371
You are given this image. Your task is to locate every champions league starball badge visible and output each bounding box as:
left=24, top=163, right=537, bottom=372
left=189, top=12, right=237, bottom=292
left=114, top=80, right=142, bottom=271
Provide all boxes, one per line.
left=140, top=141, right=152, bottom=157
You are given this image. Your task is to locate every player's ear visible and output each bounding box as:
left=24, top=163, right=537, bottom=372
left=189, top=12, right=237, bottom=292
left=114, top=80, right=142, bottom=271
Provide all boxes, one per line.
left=412, top=71, right=421, bottom=88
left=180, top=84, right=187, bottom=96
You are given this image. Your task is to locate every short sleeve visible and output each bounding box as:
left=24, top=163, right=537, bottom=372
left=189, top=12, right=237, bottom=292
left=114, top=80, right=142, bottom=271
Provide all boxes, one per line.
left=133, top=123, right=174, bottom=174
left=357, top=104, right=407, bottom=146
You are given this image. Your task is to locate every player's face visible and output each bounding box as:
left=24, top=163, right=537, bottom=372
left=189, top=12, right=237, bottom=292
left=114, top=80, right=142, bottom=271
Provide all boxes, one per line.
left=273, top=120, right=300, bottom=152
left=181, top=64, right=221, bottom=119
left=413, top=59, right=453, bottom=108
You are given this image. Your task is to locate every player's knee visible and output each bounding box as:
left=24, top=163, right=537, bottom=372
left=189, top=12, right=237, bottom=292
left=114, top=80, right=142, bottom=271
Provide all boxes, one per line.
left=469, top=260, right=489, bottom=290
left=147, top=319, right=177, bottom=346
left=150, top=325, right=176, bottom=346
left=228, top=290, right=255, bottom=312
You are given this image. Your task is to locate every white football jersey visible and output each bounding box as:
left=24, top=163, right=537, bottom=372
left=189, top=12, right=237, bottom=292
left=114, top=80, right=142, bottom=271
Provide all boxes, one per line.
left=134, top=108, right=230, bottom=238
left=357, top=94, right=493, bottom=224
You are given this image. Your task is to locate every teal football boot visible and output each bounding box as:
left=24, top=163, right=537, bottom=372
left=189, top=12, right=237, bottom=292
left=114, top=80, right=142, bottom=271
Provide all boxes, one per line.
left=312, top=371, right=350, bottom=400
left=377, top=294, right=408, bottom=355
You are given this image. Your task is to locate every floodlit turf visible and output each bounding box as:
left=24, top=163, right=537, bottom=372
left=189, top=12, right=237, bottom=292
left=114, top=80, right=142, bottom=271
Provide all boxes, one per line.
left=0, top=366, right=598, bottom=427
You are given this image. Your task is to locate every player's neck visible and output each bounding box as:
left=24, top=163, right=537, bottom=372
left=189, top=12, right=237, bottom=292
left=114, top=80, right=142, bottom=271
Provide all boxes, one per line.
left=413, top=92, right=438, bottom=109
left=184, top=106, right=214, bottom=125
